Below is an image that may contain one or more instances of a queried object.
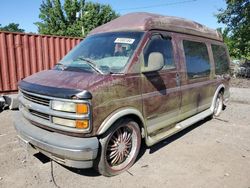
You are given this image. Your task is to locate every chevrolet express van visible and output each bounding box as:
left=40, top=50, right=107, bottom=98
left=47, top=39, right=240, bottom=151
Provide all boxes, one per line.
left=14, top=12, right=230, bottom=176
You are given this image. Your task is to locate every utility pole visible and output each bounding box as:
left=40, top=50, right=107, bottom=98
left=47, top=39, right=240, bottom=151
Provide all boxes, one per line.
left=81, top=0, right=85, bottom=37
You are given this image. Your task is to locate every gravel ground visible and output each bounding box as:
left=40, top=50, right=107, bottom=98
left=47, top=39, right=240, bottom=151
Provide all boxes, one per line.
left=230, top=78, right=250, bottom=88
left=230, top=88, right=250, bottom=104
left=0, top=101, right=250, bottom=188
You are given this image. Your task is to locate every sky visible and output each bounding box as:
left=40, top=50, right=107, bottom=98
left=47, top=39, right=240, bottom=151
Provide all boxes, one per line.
left=0, top=0, right=227, bottom=33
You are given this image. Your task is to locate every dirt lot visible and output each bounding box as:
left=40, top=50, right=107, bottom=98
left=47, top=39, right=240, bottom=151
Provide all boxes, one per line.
left=230, top=77, right=250, bottom=88
left=0, top=101, right=250, bottom=188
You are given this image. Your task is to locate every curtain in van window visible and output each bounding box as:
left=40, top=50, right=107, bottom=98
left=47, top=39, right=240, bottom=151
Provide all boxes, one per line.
left=183, top=40, right=211, bottom=79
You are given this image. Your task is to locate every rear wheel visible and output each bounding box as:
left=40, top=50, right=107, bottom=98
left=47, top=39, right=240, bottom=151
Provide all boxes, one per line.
left=95, top=119, right=141, bottom=176
left=213, top=92, right=223, bottom=117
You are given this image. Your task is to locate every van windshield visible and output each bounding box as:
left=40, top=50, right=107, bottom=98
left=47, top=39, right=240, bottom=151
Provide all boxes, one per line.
left=57, top=32, right=144, bottom=74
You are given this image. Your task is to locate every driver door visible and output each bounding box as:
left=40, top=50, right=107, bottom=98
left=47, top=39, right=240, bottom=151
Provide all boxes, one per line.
left=141, top=32, right=181, bottom=135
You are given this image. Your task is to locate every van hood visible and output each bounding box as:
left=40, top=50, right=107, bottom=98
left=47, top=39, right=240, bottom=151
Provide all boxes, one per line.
left=19, top=70, right=109, bottom=99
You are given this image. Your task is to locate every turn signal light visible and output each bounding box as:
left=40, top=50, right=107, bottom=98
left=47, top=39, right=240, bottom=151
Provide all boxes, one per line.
left=76, top=104, right=88, bottom=114
left=76, top=120, right=89, bottom=129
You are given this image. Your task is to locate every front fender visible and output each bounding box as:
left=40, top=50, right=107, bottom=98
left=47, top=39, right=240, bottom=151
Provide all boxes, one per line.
left=97, top=107, right=145, bottom=135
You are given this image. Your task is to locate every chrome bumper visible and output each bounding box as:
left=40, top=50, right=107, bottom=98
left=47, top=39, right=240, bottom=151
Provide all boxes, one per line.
left=13, top=112, right=99, bottom=169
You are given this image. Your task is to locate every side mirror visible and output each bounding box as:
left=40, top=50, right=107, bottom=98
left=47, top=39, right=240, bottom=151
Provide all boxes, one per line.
left=142, top=52, right=164, bottom=73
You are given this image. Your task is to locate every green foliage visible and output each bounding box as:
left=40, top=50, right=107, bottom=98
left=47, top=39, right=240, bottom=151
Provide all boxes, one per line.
left=0, top=23, right=25, bottom=32
left=216, top=0, right=250, bottom=59
left=217, top=27, right=237, bottom=59
left=35, top=0, right=119, bottom=37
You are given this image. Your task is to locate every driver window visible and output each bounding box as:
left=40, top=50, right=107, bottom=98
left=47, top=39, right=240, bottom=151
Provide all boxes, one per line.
left=143, top=34, right=175, bottom=70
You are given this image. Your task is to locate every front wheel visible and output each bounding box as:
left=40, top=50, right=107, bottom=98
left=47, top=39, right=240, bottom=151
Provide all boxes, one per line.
left=213, top=92, right=223, bottom=117
left=95, top=119, right=141, bottom=176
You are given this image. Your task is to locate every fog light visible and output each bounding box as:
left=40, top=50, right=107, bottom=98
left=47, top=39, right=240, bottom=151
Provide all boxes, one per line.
left=52, top=117, right=75, bottom=127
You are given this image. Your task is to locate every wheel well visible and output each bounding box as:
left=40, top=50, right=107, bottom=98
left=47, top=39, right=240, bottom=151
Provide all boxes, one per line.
left=219, top=87, right=224, bottom=94
left=210, top=84, right=226, bottom=113
left=105, top=114, right=145, bottom=138
left=126, top=114, right=144, bottom=129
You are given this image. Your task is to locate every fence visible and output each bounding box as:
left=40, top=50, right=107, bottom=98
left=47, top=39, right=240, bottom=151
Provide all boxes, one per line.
left=0, top=31, right=82, bottom=94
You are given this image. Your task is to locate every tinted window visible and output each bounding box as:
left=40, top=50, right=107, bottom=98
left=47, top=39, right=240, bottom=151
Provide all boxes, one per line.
left=211, top=44, right=229, bottom=74
left=143, top=35, right=175, bottom=69
left=183, top=40, right=210, bottom=79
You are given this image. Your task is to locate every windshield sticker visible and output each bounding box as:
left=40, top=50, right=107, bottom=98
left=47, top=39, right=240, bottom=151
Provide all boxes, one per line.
left=114, top=38, right=135, bottom=44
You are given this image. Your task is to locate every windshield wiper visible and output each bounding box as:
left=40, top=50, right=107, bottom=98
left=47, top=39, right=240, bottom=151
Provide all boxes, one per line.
left=74, top=57, right=104, bottom=74
left=55, top=63, right=67, bottom=70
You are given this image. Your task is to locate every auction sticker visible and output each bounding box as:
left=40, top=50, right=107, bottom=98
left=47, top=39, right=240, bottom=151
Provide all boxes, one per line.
left=114, top=38, right=135, bottom=44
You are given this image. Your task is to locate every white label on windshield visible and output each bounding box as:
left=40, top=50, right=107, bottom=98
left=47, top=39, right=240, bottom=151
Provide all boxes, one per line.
left=114, top=38, right=135, bottom=44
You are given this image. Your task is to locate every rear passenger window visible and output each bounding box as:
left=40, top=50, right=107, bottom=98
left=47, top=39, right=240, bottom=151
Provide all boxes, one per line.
left=183, top=40, right=210, bottom=79
left=211, top=44, right=229, bottom=75
left=143, top=35, right=175, bottom=69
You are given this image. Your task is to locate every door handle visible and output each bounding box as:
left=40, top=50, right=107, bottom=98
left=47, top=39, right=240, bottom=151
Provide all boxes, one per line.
left=176, top=73, right=180, bottom=86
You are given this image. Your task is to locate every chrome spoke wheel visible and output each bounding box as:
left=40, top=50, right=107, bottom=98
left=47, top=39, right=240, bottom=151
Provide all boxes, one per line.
left=214, top=98, right=220, bottom=113
left=107, top=127, right=132, bottom=166
left=96, top=119, right=141, bottom=176
left=214, top=93, right=223, bottom=117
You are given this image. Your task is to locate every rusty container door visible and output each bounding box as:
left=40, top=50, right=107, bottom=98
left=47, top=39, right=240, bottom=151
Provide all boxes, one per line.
left=0, top=31, right=82, bottom=94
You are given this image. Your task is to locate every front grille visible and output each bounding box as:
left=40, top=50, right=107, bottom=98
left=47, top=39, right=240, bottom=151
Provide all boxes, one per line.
left=29, top=109, right=50, bottom=120
left=22, top=91, right=50, bottom=106
left=20, top=91, right=51, bottom=122
left=19, top=89, right=91, bottom=134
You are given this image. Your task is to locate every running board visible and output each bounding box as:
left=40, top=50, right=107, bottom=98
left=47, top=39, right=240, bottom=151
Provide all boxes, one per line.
left=146, top=109, right=213, bottom=146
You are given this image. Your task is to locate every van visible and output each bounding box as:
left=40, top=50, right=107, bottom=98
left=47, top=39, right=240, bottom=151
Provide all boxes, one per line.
left=14, top=12, right=230, bottom=176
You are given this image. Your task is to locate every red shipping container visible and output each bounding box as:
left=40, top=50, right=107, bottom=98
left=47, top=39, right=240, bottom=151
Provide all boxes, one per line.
left=0, top=31, right=82, bottom=94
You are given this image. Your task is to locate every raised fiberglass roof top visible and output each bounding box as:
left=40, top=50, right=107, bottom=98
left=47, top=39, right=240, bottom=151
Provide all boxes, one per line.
left=89, top=12, right=223, bottom=41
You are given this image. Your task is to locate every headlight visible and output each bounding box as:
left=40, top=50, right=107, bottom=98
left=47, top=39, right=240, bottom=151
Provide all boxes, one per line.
left=51, top=100, right=88, bottom=114
left=52, top=117, right=89, bottom=129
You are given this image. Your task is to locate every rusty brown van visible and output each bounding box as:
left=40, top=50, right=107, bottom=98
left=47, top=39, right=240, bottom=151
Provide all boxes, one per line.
left=13, top=12, right=230, bottom=176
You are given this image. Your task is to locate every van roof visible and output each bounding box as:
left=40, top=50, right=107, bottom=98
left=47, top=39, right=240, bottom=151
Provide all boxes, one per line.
left=89, top=12, right=223, bottom=41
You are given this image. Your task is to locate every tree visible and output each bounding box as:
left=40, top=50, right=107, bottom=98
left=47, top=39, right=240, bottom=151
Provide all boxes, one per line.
left=216, top=0, right=250, bottom=59
left=35, top=0, right=119, bottom=37
left=217, top=27, right=239, bottom=58
left=0, top=23, right=25, bottom=32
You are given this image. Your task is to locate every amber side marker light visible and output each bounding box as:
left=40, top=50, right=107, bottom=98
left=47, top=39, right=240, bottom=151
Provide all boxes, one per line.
left=76, top=120, right=89, bottom=129
left=76, top=104, right=88, bottom=114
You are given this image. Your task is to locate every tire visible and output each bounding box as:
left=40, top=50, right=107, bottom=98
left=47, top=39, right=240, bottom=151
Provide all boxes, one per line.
left=213, top=92, right=223, bottom=117
left=95, top=118, right=141, bottom=176
left=0, top=96, right=6, bottom=111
